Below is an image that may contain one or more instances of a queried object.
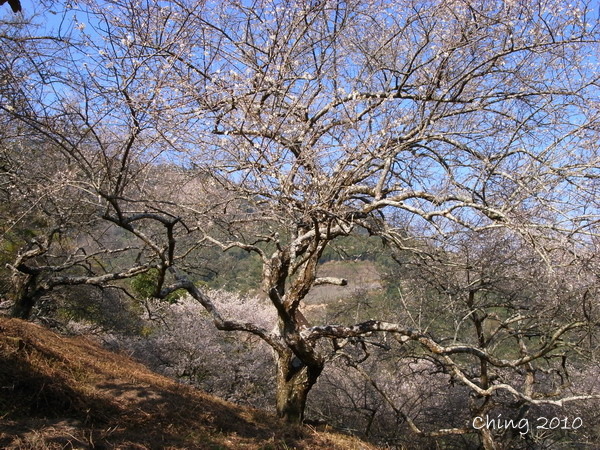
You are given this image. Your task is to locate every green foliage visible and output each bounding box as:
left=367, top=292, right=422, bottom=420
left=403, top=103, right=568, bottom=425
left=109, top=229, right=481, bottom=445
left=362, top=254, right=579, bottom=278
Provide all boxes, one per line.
left=320, top=233, right=386, bottom=264
left=53, top=285, right=144, bottom=335
left=130, top=268, right=186, bottom=302
left=199, top=246, right=263, bottom=294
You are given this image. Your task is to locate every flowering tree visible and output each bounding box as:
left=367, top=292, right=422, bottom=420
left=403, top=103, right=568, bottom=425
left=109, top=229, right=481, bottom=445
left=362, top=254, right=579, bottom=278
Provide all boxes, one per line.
left=3, top=0, right=600, bottom=447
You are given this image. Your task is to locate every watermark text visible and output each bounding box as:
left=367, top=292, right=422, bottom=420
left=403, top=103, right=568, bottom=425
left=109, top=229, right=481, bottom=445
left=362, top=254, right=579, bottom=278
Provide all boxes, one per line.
left=472, top=414, right=582, bottom=436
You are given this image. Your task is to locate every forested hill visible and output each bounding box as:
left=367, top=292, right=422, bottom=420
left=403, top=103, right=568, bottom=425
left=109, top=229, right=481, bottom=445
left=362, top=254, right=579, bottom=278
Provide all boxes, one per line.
left=0, top=317, right=375, bottom=449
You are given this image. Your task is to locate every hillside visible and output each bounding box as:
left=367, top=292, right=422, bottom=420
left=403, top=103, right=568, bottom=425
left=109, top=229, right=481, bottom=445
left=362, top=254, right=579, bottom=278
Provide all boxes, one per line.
left=0, top=317, right=376, bottom=449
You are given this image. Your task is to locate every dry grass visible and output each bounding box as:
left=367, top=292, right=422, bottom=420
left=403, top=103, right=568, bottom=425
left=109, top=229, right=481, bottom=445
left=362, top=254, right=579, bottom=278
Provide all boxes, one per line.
left=304, top=261, right=383, bottom=306
left=0, top=317, right=377, bottom=449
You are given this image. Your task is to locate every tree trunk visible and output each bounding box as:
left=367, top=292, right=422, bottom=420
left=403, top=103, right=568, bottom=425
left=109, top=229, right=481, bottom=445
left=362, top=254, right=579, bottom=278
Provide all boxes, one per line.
left=275, top=350, right=323, bottom=423
left=9, top=272, right=40, bottom=320
left=480, top=427, right=498, bottom=450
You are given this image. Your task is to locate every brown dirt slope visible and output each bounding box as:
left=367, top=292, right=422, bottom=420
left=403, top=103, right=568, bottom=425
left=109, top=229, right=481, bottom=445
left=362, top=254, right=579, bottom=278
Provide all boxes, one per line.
left=0, top=317, right=376, bottom=449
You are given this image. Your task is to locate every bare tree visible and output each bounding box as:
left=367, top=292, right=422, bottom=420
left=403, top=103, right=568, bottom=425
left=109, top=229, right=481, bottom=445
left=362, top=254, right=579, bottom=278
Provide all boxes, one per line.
left=0, top=13, right=167, bottom=318
left=3, top=0, right=600, bottom=447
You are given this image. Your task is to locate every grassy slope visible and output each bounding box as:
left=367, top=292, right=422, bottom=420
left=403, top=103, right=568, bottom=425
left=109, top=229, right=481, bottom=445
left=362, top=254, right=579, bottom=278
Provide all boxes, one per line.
left=0, top=317, right=376, bottom=450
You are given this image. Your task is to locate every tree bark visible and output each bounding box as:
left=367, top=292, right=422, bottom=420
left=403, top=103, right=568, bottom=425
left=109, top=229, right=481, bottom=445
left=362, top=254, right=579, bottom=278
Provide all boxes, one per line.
left=275, top=350, right=323, bottom=423
left=9, top=271, right=41, bottom=320
left=480, top=427, right=498, bottom=450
